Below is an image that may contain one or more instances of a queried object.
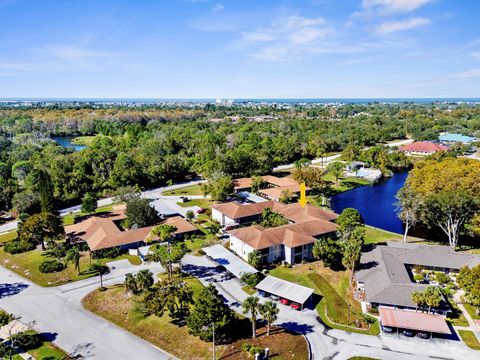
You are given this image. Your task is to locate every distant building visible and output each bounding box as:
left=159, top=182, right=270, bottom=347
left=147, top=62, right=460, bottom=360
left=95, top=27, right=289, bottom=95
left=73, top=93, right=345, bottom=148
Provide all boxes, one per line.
left=400, top=141, right=448, bottom=155
left=438, top=133, right=476, bottom=144
left=231, top=175, right=310, bottom=201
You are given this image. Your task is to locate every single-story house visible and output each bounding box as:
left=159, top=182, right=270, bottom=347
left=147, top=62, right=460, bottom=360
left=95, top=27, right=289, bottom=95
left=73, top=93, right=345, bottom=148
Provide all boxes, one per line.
left=400, top=141, right=448, bottom=155
left=438, top=133, right=476, bottom=144
left=227, top=203, right=338, bottom=264
left=355, top=242, right=480, bottom=315
left=65, top=211, right=198, bottom=252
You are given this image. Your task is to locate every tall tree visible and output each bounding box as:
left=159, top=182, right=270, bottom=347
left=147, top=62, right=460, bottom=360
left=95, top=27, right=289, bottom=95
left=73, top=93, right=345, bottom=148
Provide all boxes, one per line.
left=327, top=161, right=345, bottom=186
left=342, top=227, right=365, bottom=284
left=64, top=247, right=81, bottom=274
left=81, top=193, right=97, bottom=214
left=247, top=250, right=263, bottom=269
left=18, top=212, right=64, bottom=250
left=146, top=242, right=186, bottom=279
left=242, top=296, right=260, bottom=339
left=125, top=198, right=160, bottom=228
left=187, top=284, right=235, bottom=342
left=259, top=301, right=279, bottom=336
left=395, top=186, right=421, bottom=242
left=336, top=208, right=364, bottom=241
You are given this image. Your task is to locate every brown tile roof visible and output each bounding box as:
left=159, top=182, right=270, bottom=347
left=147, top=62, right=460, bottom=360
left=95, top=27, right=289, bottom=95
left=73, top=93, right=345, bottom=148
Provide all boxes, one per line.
left=258, top=184, right=308, bottom=200
left=232, top=175, right=298, bottom=191
left=229, top=219, right=337, bottom=250
left=276, top=204, right=338, bottom=223
left=211, top=201, right=276, bottom=219
left=65, top=211, right=197, bottom=251
left=400, top=141, right=448, bottom=154
left=232, top=177, right=253, bottom=190
left=379, top=307, right=450, bottom=334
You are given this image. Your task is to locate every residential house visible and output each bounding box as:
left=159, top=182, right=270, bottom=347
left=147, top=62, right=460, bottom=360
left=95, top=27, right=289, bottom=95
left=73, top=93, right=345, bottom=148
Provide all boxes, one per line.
left=400, top=141, right=448, bottom=156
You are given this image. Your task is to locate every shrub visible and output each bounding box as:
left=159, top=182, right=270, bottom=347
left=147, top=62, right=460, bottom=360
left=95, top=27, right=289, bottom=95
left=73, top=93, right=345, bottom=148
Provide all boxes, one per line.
left=435, top=272, right=451, bottom=285
left=14, top=331, right=42, bottom=350
left=197, top=249, right=206, bottom=256
left=241, top=272, right=264, bottom=287
left=39, top=260, right=65, bottom=273
left=92, top=247, right=121, bottom=259
left=4, top=240, right=36, bottom=254
left=242, top=343, right=263, bottom=357
left=413, top=274, right=424, bottom=282
left=0, top=310, right=12, bottom=327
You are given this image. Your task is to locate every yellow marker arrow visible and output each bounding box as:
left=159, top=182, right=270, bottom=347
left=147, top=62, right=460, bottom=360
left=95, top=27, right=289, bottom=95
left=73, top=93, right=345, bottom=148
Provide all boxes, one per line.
left=298, top=182, right=307, bottom=208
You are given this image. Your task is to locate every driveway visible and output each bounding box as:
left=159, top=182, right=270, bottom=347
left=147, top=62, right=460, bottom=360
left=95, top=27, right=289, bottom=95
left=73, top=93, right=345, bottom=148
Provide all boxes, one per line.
left=182, top=254, right=480, bottom=360
left=0, top=261, right=172, bottom=359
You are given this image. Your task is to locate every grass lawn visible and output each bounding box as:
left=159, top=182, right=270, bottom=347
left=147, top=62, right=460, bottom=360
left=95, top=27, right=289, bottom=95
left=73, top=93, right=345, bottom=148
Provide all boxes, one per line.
left=177, top=198, right=215, bottom=208
left=464, top=303, right=480, bottom=320
left=63, top=204, right=114, bottom=225
left=364, top=226, right=402, bottom=244
left=185, top=234, right=219, bottom=254
left=162, top=184, right=204, bottom=196
left=448, top=305, right=469, bottom=327
left=268, top=262, right=380, bottom=335
left=71, top=135, right=96, bottom=146
left=0, top=231, right=17, bottom=243
left=29, top=341, right=69, bottom=359
left=322, top=173, right=371, bottom=193
left=242, top=285, right=257, bottom=295
left=0, top=245, right=141, bottom=287
left=83, top=280, right=221, bottom=359
left=458, top=330, right=480, bottom=350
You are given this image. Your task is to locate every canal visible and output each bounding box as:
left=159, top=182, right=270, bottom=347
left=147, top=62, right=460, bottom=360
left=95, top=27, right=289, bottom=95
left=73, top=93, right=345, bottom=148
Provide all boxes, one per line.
left=331, top=171, right=408, bottom=234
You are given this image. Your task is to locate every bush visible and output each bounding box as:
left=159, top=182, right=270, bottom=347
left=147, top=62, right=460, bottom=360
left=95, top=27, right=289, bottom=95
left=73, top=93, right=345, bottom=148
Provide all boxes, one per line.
left=92, top=247, right=121, bottom=259
left=14, top=331, right=42, bottom=350
left=39, top=260, right=65, bottom=273
left=4, top=240, right=36, bottom=254
left=0, top=310, right=12, bottom=327
left=241, top=272, right=264, bottom=287
left=413, top=274, right=424, bottom=282
left=241, top=343, right=263, bottom=357
left=435, top=272, right=451, bottom=285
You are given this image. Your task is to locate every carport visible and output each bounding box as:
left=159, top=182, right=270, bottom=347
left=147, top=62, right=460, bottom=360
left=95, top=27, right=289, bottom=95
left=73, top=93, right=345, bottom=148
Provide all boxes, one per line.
left=256, top=275, right=314, bottom=310
left=203, top=244, right=258, bottom=278
left=379, top=307, right=451, bottom=336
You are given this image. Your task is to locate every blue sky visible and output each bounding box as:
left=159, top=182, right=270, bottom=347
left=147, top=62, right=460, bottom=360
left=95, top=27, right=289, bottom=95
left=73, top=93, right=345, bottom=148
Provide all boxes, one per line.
left=0, top=0, right=479, bottom=98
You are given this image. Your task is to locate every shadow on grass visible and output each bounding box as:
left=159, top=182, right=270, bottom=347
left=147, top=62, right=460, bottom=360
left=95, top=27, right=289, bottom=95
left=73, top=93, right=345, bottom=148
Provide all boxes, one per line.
left=0, top=282, right=29, bottom=298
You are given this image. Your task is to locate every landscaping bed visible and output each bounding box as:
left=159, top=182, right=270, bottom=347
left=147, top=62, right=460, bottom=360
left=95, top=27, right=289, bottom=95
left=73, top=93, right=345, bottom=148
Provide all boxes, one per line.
left=458, top=330, right=480, bottom=350
left=162, top=184, right=204, bottom=196
left=219, top=326, right=308, bottom=360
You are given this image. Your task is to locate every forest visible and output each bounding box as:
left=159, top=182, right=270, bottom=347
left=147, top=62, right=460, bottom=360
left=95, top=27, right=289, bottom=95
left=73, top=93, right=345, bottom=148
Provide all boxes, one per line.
left=0, top=102, right=479, bottom=212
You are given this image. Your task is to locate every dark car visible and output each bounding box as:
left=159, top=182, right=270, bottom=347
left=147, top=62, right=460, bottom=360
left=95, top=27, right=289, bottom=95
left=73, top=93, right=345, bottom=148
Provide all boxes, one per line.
left=258, top=290, right=269, bottom=297
left=196, top=208, right=206, bottom=214
left=417, top=332, right=430, bottom=339
left=382, top=326, right=394, bottom=333
left=402, top=330, right=415, bottom=337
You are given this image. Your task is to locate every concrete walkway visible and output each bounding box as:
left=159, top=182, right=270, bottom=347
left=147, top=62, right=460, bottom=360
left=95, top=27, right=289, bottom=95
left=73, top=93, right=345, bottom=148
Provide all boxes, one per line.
left=0, top=261, right=172, bottom=359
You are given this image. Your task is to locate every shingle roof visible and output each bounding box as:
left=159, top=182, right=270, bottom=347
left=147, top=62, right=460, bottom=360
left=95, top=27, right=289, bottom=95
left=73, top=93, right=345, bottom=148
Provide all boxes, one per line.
left=356, top=242, right=480, bottom=308
left=229, top=219, right=337, bottom=250
left=400, top=141, right=448, bottom=153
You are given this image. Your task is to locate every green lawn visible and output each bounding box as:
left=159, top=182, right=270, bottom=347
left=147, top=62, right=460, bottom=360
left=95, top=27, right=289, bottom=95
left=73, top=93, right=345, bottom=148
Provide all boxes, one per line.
left=0, top=245, right=141, bottom=287
left=242, top=285, right=257, bottom=295
left=63, top=204, right=114, bottom=225
left=268, top=262, right=380, bottom=335
left=71, top=135, right=96, bottom=146
left=162, top=184, right=204, bottom=196
left=177, top=198, right=215, bottom=208
left=28, top=341, right=69, bottom=359
left=464, top=303, right=480, bottom=320
left=459, top=330, right=480, bottom=350
left=0, top=231, right=17, bottom=243
left=322, top=173, right=371, bottom=193
left=364, top=226, right=402, bottom=244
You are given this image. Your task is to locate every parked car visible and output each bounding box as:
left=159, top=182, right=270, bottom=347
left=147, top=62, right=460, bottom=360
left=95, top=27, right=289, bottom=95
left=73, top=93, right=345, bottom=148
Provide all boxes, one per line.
left=290, top=303, right=301, bottom=311
left=280, top=298, right=290, bottom=305
left=382, top=326, right=394, bottom=333
left=270, top=294, right=280, bottom=301
left=196, top=208, right=206, bottom=214
left=258, top=290, right=269, bottom=297
left=402, top=330, right=415, bottom=337
left=417, top=332, right=431, bottom=339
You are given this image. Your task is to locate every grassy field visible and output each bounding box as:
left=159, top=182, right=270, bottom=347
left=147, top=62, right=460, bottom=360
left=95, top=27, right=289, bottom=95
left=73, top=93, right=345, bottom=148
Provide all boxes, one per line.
left=177, top=198, right=215, bottom=208
left=364, top=226, right=403, bottom=244
left=268, top=262, right=380, bottom=335
left=458, top=330, right=480, bottom=350
left=63, top=204, right=114, bottom=225
left=28, top=340, right=69, bottom=359
left=162, top=184, right=204, bottom=196
left=464, top=303, right=480, bottom=320
left=0, top=244, right=140, bottom=286
left=71, top=135, right=96, bottom=146
left=0, top=231, right=17, bottom=243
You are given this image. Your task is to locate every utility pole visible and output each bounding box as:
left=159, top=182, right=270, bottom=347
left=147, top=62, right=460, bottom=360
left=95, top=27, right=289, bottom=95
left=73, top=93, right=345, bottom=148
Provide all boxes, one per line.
left=212, top=322, right=216, bottom=360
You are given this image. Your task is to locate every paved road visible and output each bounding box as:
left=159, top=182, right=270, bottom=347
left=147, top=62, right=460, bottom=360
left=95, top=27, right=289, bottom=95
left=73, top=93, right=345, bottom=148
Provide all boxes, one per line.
left=182, top=254, right=480, bottom=360
left=0, top=179, right=206, bottom=234
left=0, top=261, right=172, bottom=359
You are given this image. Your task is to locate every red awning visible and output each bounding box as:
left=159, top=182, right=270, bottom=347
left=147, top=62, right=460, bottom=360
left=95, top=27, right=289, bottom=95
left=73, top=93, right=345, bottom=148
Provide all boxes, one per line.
left=379, top=307, right=451, bottom=334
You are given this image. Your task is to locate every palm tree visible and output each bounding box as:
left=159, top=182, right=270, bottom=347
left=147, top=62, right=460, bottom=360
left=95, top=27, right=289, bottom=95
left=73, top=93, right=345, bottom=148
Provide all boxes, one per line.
left=242, top=296, right=260, bottom=339
left=124, top=273, right=138, bottom=294
left=260, top=301, right=279, bottom=336
left=64, top=247, right=81, bottom=275
left=136, top=269, right=154, bottom=292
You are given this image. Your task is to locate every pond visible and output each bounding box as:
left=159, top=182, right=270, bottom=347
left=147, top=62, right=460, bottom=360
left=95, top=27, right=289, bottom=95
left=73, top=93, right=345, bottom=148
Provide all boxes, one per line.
left=331, top=171, right=409, bottom=234
left=51, top=136, right=86, bottom=151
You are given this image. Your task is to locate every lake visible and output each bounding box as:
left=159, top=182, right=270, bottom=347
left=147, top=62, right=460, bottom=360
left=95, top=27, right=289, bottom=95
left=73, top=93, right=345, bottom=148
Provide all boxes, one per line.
left=52, top=136, right=86, bottom=151
left=331, top=171, right=409, bottom=234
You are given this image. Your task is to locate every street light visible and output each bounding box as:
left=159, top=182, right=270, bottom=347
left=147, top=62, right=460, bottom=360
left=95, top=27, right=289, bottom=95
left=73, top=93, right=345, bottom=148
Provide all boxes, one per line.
left=202, top=322, right=216, bottom=360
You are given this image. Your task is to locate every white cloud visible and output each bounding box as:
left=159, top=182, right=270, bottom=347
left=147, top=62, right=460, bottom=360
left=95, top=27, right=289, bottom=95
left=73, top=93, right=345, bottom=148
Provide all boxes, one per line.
left=376, top=17, right=430, bottom=34
left=471, top=52, right=480, bottom=60
left=451, top=68, right=480, bottom=79
left=33, top=46, right=110, bottom=61
left=362, top=0, right=433, bottom=14
left=212, top=3, right=224, bottom=12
